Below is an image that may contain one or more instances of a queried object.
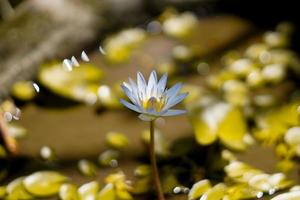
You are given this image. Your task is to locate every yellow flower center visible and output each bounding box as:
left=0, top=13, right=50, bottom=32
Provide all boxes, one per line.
left=143, top=96, right=165, bottom=112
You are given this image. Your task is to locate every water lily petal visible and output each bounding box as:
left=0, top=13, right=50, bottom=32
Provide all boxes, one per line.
left=129, top=78, right=140, bottom=102
left=121, top=85, right=138, bottom=104
left=137, top=72, right=147, bottom=100
left=162, top=109, right=187, bottom=116
left=147, top=71, right=158, bottom=98
left=164, top=92, right=188, bottom=110
left=165, top=83, right=182, bottom=100
left=120, top=99, right=141, bottom=113
left=157, top=73, right=168, bottom=96
left=122, top=82, right=132, bottom=92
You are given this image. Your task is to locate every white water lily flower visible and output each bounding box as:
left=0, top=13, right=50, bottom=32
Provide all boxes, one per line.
left=120, top=70, right=188, bottom=121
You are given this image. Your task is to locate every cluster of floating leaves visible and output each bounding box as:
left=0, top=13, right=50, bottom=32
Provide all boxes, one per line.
left=0, top=170, right=136, bottom=200
left=0, top=100, right=27, bottom=155
left=188, top=158, right=293, bottom=200
left=251, top=101, right=300, bottom=173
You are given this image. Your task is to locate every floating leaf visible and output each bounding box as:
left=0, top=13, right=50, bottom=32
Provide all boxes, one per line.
left=200, top=183, right=226, bottom=200
left=6, top=177, right=33, bottom=200
left=11, top=81, right=37, bottom=101
left=192, top=114, right=218, bottom=145
left=78, top=159, right=97, bottom=177
left=218, top=106, right=247, bottom=150
left=248, top=174, right=272, bottom=192
left=269, top=173, right=293, bottom=190
left=23, top=171, right=68, bottom=196
left=290, top=185, right=300, bottom=192
left=78, top=181, right=100, bottom=200
left=276, top=159, right=295, bottom=173
left=262, top=64, right=286, bottom=84
left=192, top=102, right=247, bottom=150
left=162, top=12, right=198, bottom=38
left=225, top=161, right=262, bottom=182
left=271, top=191, right=300, bottom=200
left=106, top=132, right=129, bottom=150
left=226, top=183, right=262, bottom=200
left=59, top=183, right=79, bottom=200
left=38, top=62, right=103, bottom=103
left=98, top=150, right=120, bottom=167
left=228, top=58, right=256, bottom=77
left=103, top=28, right=146, bottom=63
left=284, top=127, right=300, bottom=146
left=188, top=179, right=212, bottom=200
left=222, top=80, right=250, bottom=106
left=97, top=184, right=116, bottom=200
left=104, top=172, right=133, bottom=200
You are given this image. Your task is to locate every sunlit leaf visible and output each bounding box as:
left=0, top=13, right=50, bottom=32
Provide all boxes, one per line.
left=192, top=102, right=247, bottom=150
left=106, top=132, right=129, bottom=150
left=188, top=179, right=212, bottom=200
left=271, top=191, right=300, bottom=200
left=23, top=171, right=68, bottom=196
left=78, top=159, right=97, bottom=177
left=218, top=106, right=247, bottom=150
left=103, top=28, right=146, bottom=63
left=6, top=177, right=33, bottom=200
left=97, top=184, right=116, bottom=200
left=78, top=181, right=100, bottom=200
left=38, top=62, right=103, bottom=103
left=98, top=150, right=120, bottom=167
left=200, top=183, right=226, bottom=200
left=226, top=183, right=262, bottom=200
left=11, top=81, right=37, bottom=101
left=59, top=183, right=79, bottom=200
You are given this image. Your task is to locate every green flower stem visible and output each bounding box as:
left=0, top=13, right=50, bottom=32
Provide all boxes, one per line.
left=150, top=120, right=165, bottom=200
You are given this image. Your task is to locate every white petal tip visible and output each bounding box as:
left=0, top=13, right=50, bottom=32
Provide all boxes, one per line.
left=63, top=59, right=73, bottom=71
left=71, top=56, right=80, bottom=67
left=99, top=46, right=106, bottom=55
left=81, top=51, right=90, bottom=62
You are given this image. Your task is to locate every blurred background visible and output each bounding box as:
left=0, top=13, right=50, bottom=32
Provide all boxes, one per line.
left=1, top=0, right=300, bottom=199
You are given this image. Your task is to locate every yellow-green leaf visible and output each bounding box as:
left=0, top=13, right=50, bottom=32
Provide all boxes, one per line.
left=6, top=177, right=33, bottom=200
left=188, top=179, right=212, bottom=200
left=218, top=107, right=247, bottom=150
left=23, top=171, right=68, bottom=196
left=78, top=181, right=100, bottom=200
left=97, top=184, right=116, bottom=200
left=59, top=183, right=79, bottom=200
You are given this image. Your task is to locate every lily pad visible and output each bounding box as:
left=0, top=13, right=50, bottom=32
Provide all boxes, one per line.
left=23, top=171, right=68, bottom=197
left=78, top=181, right=100, bottom=200
left=6, top=177, right=34, bottom=200
left=38, top=62, right=103, bottom=103
left=188, top=179, right=212, bottom=200
left=59, top=183, right=79, bottom=200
